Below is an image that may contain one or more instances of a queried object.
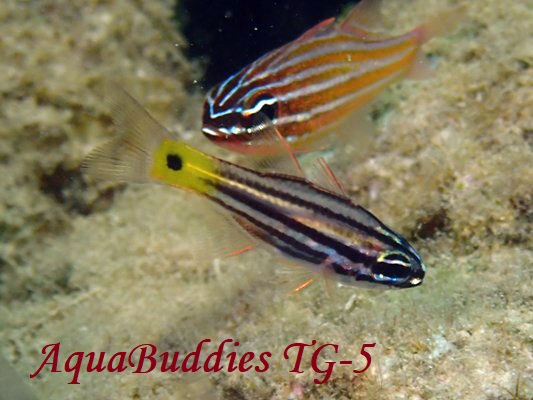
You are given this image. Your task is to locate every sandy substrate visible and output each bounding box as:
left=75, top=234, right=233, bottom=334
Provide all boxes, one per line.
left=0, top=0, right=531, bottom=399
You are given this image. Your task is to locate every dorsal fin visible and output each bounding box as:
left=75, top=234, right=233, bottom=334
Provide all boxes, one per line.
left=337, top=0, right=385, bottom=38
left=314, top=157, right=348, bottom=196
left=293, top=17, right=336, bottom=43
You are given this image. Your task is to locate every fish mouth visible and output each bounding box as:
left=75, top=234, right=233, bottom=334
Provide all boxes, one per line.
left=397, top=263, right=426, bottom=288
left=201, top=126, right=260, bottom=154
left=202, top=125, right=226, bottom=140
left=202, top=125, right=256, bottom=144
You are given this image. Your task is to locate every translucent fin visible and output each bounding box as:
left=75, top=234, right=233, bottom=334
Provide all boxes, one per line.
left=275, top=262, right=319, bottom=295
left=310, top=157, right=348, bottom=196
left=318, top=260, right=338, bottom=300
left=413, top=5, right=467, bottom=45
left=342, top=101, right=378, bottom=135
left=82, top=88, right=170, bottom=183
left=247, top=113, right=305, bottom=177
left=337, top=105, right=377, bottom=153
left=294, top=17, right=336, bottom=42
left=337, top=3, right=467, bottom=81
left=253, top=154, right=303, bottom=177
left=223, top=245, right=256, bottom=258
left=291, top=1, right=386, bottom=43
left=407, top=50, right=435, bottom=80
left=290, top=103, right=377, bottom=157
left=406, top=6, right=466, bottom=80
left=276, top=259, right=338, bottom=299
left=230, top=215, right=267, bottom=244
left=293, top=278, right=315, bottom=293
left=191, top=207, right=258, bottom=263
left=337, top=0, right=385, bottom=38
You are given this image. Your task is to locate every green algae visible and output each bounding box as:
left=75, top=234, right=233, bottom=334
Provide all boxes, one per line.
left=0, top=0, right=531, bottom=399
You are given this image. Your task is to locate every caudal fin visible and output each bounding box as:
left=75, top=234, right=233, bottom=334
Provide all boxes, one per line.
left=82, top=88, right=170, bottom=183
left=406, top=5, right=467, bottom=80
left=414, top=5, right=467, bottom=45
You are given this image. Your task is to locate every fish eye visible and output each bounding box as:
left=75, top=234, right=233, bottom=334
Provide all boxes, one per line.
left=243, top=94, right=278, bottom=121
left=372, top=251, right=412, bottom=282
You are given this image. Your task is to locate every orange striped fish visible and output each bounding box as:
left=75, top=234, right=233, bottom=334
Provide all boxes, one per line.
left=202, top=0, right=462, bottom=153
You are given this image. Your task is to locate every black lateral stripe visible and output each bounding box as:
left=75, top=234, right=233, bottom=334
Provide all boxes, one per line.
left=215, top=182, right=373, bottom=266
left=206, top=195, right=326, bottom=265
left=219, top=164, right=403, bottom=250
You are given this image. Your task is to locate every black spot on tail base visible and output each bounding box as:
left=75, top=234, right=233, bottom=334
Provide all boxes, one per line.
left=167, top=154, right=182, bottom=171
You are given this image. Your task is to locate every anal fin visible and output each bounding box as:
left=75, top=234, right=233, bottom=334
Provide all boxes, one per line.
left=187, top=205, right=258, bottom=267
left=276, top=258, right=339, bottom=300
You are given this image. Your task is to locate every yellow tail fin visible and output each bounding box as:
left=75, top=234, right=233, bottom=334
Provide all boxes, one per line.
left=82, top=89, right=170, bottom=183
left=82, top=88, right=218, bottom=196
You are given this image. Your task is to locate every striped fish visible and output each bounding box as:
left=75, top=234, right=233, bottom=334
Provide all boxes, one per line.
left=202, top=0, right=462, bottom=153
left=83, top=91, right=425, bottom=289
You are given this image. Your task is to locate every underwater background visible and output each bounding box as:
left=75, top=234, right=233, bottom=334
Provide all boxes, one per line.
left=0, top=0, right=531, bottom=399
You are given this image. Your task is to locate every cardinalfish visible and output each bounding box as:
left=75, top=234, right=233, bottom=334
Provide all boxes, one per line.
left=83, top=91, right=425, bottom=289
left=202, top=0, right=463, bottom=153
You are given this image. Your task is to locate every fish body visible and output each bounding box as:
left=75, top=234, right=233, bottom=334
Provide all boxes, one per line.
left=83, top=92, right=425, bottom=289
left=202, top=0, right=461, bottom=153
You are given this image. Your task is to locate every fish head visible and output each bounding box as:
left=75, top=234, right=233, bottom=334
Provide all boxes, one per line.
left=332, top=206, right=426, bottom=289
left=337, top=240, right=426, bottom=289
left=366, top=238, right=426, bottom=288
left=202, top=84, right=280, bottom=149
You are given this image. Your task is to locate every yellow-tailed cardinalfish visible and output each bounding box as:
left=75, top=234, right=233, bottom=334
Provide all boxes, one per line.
left=82, top=91, right=425, bottom=289
left=202, top=0, right=463, bottom=153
